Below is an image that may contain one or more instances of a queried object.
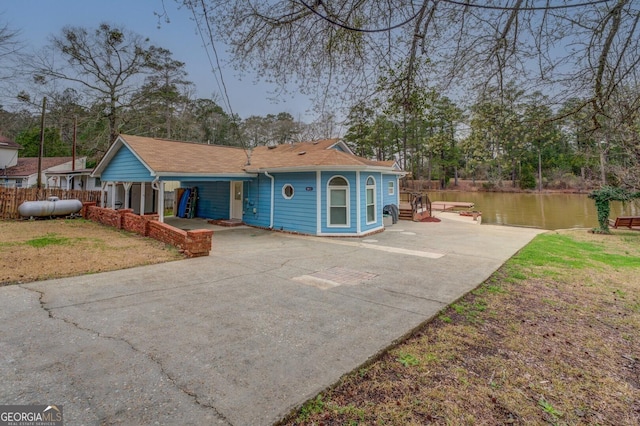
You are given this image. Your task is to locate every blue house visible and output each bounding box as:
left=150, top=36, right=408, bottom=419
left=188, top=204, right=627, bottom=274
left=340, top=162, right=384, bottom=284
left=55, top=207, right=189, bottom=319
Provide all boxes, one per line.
left=92, top=134, right=404, bottom=236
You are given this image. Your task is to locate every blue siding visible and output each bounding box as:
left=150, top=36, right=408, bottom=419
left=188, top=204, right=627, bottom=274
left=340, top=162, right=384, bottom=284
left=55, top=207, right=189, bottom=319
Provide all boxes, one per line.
left=320, top=171, right=357, bottom=234
left=271, top=172, right=317, bottom=234
left=382, top=174, right=399, bottom=207
left=360, top=172, right=382, bottom=232
left=181, top=182, right=230, bottom=219
left=243, top=175, right=272, bottom=228
left=101, top=146, right=154, bottom=181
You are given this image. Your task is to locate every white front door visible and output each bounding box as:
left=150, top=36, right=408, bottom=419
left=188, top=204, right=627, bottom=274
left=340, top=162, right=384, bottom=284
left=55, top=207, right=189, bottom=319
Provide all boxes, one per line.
left=231, top=181, right=243, bottom=220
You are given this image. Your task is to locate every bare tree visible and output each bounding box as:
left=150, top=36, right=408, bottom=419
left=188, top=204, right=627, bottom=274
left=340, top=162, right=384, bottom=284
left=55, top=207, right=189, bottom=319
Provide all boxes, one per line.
left=188, top=1, right=638, bottom=118
left=26, top=23, right=153, bottom=149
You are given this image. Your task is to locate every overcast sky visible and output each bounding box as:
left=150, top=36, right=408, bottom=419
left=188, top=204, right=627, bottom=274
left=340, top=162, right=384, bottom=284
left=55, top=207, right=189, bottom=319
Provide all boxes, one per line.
left=2, top=0, right=313, bottom=120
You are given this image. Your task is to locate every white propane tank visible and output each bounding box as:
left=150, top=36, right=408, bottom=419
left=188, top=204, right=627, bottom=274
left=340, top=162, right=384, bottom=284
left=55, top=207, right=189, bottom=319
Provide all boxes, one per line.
left=18, top=197, right=83, bottom=218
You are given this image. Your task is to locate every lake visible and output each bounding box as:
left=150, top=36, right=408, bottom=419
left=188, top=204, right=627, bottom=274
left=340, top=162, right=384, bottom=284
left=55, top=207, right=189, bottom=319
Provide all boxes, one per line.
left=430, top=191, right=640, bottom=230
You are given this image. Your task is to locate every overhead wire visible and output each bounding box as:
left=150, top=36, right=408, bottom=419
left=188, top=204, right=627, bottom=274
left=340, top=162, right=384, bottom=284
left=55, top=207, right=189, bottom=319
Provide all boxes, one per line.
left=438, top=0, right=613, bottom=11
left=298, top=0, right=424, bottom=33
left=299, top=0, right=615, bottom=33
left=187, top=0, right=251, bottom=161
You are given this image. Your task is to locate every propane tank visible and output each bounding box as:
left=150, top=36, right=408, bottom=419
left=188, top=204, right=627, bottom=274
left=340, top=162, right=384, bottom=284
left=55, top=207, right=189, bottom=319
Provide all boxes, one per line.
left=18, top=196, right=83, bottom=218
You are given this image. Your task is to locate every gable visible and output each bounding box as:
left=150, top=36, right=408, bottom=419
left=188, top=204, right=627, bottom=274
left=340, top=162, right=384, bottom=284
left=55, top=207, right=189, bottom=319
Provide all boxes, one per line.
left=101, top=146, right=155, bottom=182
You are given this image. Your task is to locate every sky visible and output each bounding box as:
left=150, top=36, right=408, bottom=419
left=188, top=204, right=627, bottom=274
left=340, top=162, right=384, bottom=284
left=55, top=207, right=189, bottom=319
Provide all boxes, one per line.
left=1, top=0, right=313, bottom=120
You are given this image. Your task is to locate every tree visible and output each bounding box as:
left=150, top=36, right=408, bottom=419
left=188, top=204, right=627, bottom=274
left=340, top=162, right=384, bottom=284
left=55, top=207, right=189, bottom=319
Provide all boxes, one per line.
left=28, top=24, right=154, bottom=150
left=194, top=1, right=639, bottom=111
left=15, top=126, right=68, bottom=157
left=0, top=19, right=21, bottom=85
left=130, top=46, right=193, bottom=139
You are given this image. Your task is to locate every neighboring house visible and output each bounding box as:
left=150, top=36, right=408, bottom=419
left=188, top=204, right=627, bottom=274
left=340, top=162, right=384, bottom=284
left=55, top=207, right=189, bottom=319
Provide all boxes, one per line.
left=0, top=135, right=22, bottom=170
left=1, top=156, right=89, bottom=189
left=92, top=134, right=404, bottom=236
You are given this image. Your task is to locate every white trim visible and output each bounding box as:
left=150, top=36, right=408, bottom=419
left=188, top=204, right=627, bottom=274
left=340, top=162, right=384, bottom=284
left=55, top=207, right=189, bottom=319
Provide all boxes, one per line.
left=316, top=171, right=321, bottom=235
left=101, top=181, right=108, bottom=207
left=140, top=182, right=146, bottom=215
left=123, top=182, right=133, bottom=209
left=264, top=172, right=275, bottom=228
left=318, top=226, right=384, bottom=237
left=356, top=171, right=361, bottom=234
left=365, top=175, right=376, bottom=225
left=158, top=181, right=165, bottom=222
left=388, top=180, right=395, bottom=196
left=92, top=136, right=155, bottom=177
left=281, top=183, right=294, bottom=199
left=327, top=175, right=350, bottom=228
left=246, top=165, right=398, bottom=173
left=110, top=182, right=116, bottom=209
left=157, top=172, right=256, bottom=178
left=230, top=181, right=244, bottom=221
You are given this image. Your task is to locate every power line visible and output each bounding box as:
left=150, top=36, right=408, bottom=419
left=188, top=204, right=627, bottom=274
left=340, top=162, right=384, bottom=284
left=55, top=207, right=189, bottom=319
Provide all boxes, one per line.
left=438, top=0, right=614, bottom=11
left=299, top=0, right=615, bottom=34
left=187, top=0, right=251, bottom=159
left=299, top=0, right=424, bottom=33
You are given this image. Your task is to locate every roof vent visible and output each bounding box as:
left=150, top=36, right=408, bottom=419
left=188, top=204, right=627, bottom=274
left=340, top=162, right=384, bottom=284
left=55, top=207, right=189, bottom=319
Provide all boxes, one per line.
left=298, top=151, right=306, bottom=155
left=268, top=145, right=277, bottom=149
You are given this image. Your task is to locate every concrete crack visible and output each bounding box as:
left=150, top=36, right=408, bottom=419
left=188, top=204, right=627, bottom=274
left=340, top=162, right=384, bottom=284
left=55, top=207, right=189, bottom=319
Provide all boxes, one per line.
left=20, top=284, right=232, bottom=426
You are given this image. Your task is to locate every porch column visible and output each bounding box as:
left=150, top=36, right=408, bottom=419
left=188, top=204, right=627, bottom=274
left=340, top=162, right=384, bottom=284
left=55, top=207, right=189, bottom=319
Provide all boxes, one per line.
left=158, top=181, right=165, bottom=222
left=123, top=182, right=132, bottom=209
left=111, top=182, right=117, bottom=209
left=140, top=182, right=146, bottom=215
left=101, top=182, right=108, bottom=207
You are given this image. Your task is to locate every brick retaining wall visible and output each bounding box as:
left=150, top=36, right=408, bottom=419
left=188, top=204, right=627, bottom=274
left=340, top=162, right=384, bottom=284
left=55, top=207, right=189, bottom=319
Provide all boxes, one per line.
left=82, top=203, right=212, bottom=257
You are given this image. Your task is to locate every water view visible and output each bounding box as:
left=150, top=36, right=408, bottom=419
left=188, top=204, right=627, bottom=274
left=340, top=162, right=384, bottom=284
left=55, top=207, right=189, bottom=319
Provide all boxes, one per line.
left=430, top=191, right=640, bottom=230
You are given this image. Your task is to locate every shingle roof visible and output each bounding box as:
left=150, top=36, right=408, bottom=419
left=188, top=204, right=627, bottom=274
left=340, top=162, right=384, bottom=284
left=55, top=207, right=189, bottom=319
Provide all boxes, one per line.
left=0, top=135, right=22, bottom=150
left=114, top=134, right=396, bottom=175
left=1, top=157, right=74, bottom=177
left=122, top=135, right=249, bottom=174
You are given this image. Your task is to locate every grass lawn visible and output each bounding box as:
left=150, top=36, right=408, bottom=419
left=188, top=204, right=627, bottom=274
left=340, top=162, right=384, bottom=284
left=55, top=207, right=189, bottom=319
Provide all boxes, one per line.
left=0, top=218, right=183, bottom=285
left=283, top=230, right=640, bottom=425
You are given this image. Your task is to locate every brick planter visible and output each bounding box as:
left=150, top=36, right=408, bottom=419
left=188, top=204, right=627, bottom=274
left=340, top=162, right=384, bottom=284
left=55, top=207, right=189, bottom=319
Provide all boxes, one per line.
left=83, top=203, right=212, bottom=257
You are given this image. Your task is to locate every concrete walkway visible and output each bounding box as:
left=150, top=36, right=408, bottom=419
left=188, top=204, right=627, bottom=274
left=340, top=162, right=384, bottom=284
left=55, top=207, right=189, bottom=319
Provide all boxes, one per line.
left=0, top=217, right=543, bottom=425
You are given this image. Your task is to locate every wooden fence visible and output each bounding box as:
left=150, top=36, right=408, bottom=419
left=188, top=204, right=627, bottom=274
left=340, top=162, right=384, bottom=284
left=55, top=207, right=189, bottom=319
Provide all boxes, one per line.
left=0, top=187, right=103, bottom=220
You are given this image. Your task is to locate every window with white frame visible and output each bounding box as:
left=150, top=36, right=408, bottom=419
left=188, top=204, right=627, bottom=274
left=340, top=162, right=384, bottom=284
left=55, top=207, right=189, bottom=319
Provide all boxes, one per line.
left=328, top=176, right=349, bottom=226
left=388, top=180, right=395, bottom=195
left=282, top=184, right=294, bottom=199
left=366, top=176, right=376, bottom=223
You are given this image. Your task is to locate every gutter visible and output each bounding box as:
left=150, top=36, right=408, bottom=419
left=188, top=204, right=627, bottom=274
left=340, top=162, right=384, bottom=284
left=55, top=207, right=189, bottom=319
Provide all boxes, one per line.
left=264, top=171, right=274, bottom=229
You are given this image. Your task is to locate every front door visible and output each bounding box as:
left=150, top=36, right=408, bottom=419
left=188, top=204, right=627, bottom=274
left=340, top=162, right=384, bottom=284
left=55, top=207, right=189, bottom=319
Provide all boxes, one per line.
left=231, top=181, right=243, bottom=220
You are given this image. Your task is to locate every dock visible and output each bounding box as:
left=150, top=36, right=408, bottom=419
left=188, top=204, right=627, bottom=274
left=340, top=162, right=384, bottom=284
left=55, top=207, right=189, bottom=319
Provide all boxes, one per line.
left=431, top=201, right=475, bottom=211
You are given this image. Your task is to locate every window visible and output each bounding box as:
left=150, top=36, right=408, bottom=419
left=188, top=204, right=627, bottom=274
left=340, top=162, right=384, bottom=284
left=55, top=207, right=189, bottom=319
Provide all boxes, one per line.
left=328, top=176, right=349, bottom=226
left=95, top=177, right=101, bottom=187
left=15, top=179, right=23, bottom=188
left=388, top=180, right=395, bottom=195
left=282, top=184, right=294, bottom=199
left=366, top=176, right=376, bottom=223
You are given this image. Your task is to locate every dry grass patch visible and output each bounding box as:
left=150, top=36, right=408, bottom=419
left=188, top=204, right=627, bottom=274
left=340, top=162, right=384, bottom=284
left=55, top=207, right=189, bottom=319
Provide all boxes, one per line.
left=0, top=219, right=183, bottom=285
left=284, top=229, right=640, bottom=425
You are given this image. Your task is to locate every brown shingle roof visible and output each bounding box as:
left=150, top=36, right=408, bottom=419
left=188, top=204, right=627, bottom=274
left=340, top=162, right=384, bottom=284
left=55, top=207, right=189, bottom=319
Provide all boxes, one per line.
left=2, top=157, right=73, bottom=177
left=122, top=135, right=249, bottom=174
left=115, top=134, right=396, bottom=175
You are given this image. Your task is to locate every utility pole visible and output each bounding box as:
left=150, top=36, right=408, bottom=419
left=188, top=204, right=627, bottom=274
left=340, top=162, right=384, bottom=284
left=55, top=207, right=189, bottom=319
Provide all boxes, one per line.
left=36, top=97, right=47, bottom=191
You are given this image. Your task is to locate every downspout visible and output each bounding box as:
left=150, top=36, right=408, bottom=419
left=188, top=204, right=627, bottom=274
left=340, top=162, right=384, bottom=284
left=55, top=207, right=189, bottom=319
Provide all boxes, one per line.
left=264, top=171, right=274, bottom=229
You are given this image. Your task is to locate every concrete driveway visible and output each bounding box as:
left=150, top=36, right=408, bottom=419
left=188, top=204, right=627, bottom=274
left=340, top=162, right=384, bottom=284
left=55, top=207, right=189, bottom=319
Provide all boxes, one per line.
left=0, top=215, right=543, bottom=425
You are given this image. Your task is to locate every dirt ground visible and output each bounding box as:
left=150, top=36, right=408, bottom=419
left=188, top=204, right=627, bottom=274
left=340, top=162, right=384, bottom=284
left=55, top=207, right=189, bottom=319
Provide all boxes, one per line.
left=0, top=218, right=183, bottom=285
